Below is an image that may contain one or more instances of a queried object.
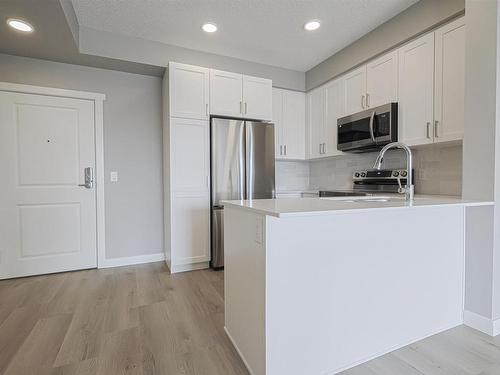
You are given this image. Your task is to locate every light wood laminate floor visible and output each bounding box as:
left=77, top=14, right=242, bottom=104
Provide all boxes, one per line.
left=0, top=262, right=499, bottom=375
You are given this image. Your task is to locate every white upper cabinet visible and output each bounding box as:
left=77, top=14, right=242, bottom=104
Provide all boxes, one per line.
left=398, top=33, right=435, bottom=146
left=366, top=50, right=398, bottom=108
left=210, top=70, right=243, bottom=117
left=243, top=75, right=273, bottom=121
left=282, top=90, right=306, bottom=159
left=434, top=17, right=465, bottom=143
left=272, top=88, right=284, bottom=158
left=307, top=88, right=326, bottom=159
left=343, top=66, right=367, bottom=115
left=209, top=70, right=272, bottom=121
left=169, top=62, right=209, bottom=120
left=324, top=78, right=345, bottom=157
left=273, top=88, right=306, bottom=160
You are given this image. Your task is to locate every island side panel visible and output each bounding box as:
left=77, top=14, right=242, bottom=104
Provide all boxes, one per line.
left=265, top=206, right=465, bottom=375
left=224, top=206, right=266, bottom=375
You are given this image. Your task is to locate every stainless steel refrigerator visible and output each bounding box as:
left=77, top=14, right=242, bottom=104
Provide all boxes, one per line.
left=210, top=117, right=275, bottom=268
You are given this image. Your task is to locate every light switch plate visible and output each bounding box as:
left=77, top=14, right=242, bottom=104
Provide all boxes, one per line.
left=110, top=171, right=118, bottom=182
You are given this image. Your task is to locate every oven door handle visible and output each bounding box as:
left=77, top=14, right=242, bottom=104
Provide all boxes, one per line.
left=369, top=111, right=376, bottom=144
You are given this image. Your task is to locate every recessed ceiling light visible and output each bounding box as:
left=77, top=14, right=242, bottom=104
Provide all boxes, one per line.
left=6, top=18, right=34, bottom=33
left=304, top=20, right=321, bottom=31
left=202, top=23, right=217, bottom=33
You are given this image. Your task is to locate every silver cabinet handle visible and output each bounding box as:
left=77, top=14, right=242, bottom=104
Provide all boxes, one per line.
left=361, top=95, right=365, bottom=109
left=245, top=102, right=248, bottom=114
left=284, top=145, right=287, bottom=156
left=280, top=145, right=283, bottom=155
left=78, top=167, right=94, bottom=189
left=366, top=93, right=370, bottom=107
left=323, top=143, right=326, bottom=154
left=426, top=122, right=431, bottom=139
left=319, top=143, right=322, bottom=154
left=369, top=111, right=376, bottom=143
left=240, top=101, right=243, bottom=114
left=434, top=120, right=439, bottom=138
left=206, top=103, right=209, bottom=116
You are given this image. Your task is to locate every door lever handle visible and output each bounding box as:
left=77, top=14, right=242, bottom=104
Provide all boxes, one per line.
left=78, top=167, right=94, bottom=189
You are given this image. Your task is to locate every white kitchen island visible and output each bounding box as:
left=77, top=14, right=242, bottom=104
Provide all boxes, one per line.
left=222, top=196, right=492, bottom=375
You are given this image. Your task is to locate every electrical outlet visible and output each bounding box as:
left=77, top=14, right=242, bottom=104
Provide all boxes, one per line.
left=110, top=171, right=118, bottom=182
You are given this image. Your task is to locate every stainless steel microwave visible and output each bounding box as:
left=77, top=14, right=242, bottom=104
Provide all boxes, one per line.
left=337, top=103, right=398, bottom=153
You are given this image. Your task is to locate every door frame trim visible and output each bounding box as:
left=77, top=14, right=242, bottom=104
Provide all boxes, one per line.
left=0, top=82, right=107, bottom=269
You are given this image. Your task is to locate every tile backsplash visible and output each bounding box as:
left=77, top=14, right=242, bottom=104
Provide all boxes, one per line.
left=276, top=160, right=310, bottom=191
left=277, top=143, right=462, bottom=196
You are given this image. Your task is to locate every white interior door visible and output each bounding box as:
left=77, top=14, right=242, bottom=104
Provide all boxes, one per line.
left=0, top=91, right=97, bottom=279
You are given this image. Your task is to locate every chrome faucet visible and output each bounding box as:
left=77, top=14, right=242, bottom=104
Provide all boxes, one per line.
left=373, top=142, right=414, bottom=201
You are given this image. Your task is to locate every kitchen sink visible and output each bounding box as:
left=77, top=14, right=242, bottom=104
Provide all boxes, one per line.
left=320, top=195, right=423, bottom=203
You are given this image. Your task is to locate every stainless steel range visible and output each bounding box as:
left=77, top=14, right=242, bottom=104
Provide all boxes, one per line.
left=319, top=168, right=413, bottom=197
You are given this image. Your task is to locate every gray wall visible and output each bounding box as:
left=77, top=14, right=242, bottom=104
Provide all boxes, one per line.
left=462, top=0, right=500, bottom=325
left=0, top=53, right=164, bottom=260
left=305, top=0, right=465, bottom=90
left=79, top=26, right=305, bottom=91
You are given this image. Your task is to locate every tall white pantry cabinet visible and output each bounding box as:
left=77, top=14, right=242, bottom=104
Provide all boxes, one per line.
left=163, top=62, right=211, bottom=273
left=163, top=62, right=273, bottom=273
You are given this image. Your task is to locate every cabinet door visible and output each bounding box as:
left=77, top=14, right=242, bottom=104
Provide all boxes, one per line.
left=210, top=69, right=243, bottom=117
left=366, top=50, right=398, bottom=108
left=434, top=17, right=465, bottom=143
left=307, top=88, right=325, bottom=159
left=324, top=78, right=345, bottom=157
left=282, top=90, right=306, bottom=159
left=343, top=66, right=367, bottom=115
left=398, top=33, right=435, bottom=146
left=171, top=193, right=210, bottom=265
left=272, top=88, right=284, bottom=158
left=170, top=118, right=209, bottom=192
left=242, top=75, right=273, bottom=120
left=169, top=62, right=209, bottom=120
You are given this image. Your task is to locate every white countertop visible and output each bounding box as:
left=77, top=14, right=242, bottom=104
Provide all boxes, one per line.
left=222, top=195, right=493, bottom=217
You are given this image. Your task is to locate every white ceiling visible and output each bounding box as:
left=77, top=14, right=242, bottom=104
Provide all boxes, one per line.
left=71, top=0, right=420, bottom=72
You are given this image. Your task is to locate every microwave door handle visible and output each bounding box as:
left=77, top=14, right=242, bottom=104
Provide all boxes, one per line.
left=369, top=111, right=376, bottom=144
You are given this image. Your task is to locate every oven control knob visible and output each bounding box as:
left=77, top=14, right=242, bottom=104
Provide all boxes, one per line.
left=393, top=171, right=399, bottom=177
left=354, top=172, right=360, bottom=178
left=401, top=171, right=408, bottom=177
left=360, top=172, right=366, bottom=177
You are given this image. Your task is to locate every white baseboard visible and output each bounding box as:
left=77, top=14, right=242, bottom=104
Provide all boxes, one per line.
left=98, top=252, right=165, bottom=269
left=224, top=326, right=256, bottom=375
left=169, top=261, right=210, bottom=274
left=464, top=310, right=500, bottom=336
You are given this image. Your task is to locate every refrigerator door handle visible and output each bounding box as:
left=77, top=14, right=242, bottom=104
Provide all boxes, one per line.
left=245, top=123, right=253, bottom=200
